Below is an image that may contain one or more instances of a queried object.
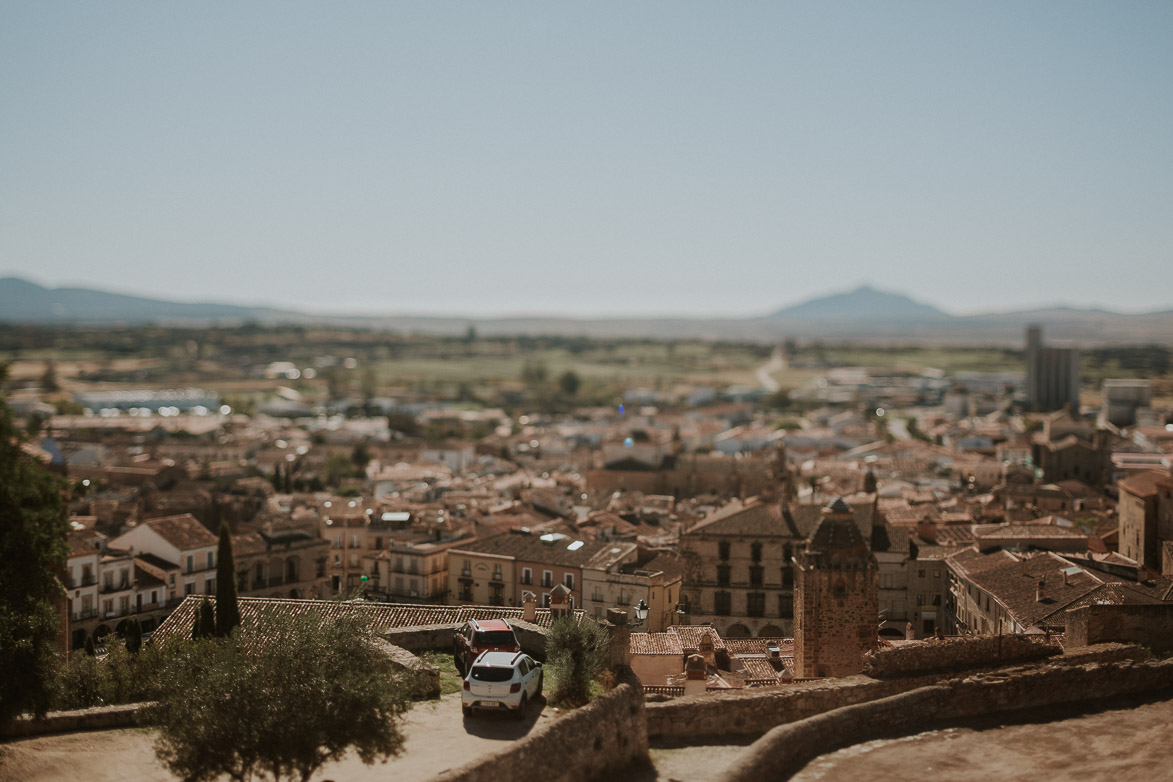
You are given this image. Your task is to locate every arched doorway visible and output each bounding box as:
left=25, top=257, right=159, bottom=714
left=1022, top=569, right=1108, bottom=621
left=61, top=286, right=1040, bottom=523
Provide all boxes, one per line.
left=758, top=625, right=785, bottom=637
left=725, top=623, right=751, bottom=638
left=93, top=624, right=111, bottom=640
left=879, top=627, right=906, bottom=640
left=71, top=628, right=86, bottom=651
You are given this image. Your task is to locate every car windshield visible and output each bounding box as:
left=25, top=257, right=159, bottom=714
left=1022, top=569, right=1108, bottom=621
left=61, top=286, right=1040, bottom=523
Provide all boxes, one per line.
left=474, top=631, right=516, bottom=646
left=470, top=666, right=514, bottom=682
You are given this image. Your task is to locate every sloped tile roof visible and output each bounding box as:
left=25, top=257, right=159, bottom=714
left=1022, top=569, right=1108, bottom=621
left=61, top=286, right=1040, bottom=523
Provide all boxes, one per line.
left=629, top=632, right=684, bottom=656
left=152, top=596, right=584, bottom=645
left=144, top=514, right=218, bottom=550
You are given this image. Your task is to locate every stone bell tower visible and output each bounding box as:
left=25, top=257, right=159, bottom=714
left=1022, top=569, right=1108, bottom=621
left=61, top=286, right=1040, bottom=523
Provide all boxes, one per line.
left=794, top=498, right=879, bottom=678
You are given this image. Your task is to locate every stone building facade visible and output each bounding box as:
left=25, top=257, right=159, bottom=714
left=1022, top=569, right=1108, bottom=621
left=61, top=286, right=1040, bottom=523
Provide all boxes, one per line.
left=794, top=499, right=878, bottom=678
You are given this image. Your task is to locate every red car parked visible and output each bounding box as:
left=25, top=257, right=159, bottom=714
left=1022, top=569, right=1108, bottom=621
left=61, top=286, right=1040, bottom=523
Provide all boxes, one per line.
left=453, top=618, right=521, bottom=674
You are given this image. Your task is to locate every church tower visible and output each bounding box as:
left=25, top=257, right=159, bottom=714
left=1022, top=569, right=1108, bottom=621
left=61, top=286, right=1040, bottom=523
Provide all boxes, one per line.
left=794, top=498, right=879, bottom=677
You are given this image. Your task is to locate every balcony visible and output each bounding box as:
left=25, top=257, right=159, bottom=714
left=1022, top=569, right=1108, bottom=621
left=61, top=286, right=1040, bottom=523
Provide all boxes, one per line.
left=73, top=609, right=99, bottom=621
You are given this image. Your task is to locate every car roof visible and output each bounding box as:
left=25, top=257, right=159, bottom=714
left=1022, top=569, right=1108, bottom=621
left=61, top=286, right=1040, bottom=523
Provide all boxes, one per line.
left=470, top=618, right=514, bottom=632
left=473, top=650, right=526, bottom=667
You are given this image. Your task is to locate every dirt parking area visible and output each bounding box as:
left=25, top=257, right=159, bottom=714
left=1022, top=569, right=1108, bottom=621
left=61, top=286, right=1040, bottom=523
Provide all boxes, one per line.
left=0, top=692, right=555, bottom=782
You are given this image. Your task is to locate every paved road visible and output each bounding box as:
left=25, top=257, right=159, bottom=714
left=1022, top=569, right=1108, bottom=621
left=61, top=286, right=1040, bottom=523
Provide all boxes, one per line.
left=755, top=347, right=785, bottom=393
left=0, top=692, right=556, bottom=782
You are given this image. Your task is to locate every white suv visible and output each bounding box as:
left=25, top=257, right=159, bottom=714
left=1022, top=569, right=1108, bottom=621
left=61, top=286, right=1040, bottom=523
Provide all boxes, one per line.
left=461, top=650, right=543, bottom=719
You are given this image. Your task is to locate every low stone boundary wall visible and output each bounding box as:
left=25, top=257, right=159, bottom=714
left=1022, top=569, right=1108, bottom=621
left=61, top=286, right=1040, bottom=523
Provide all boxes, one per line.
left=1067, top=604, right=1173, bottom=655
left=863, top=634, right=1058, bottom=677
left=379, top=620, right=548, bottom=660
left=429, top=669, right=647, bottom=782
left=720, top=657, right=1173, bottom=782
left=509, top=620, right=548, bottom=661
left=646, top=642, right=1140, bottom=742
left=380, top=623, right=460, bottom=653
left=1, top=703, right=147, bottom=738
left=372, top=638, right=441, bottom=699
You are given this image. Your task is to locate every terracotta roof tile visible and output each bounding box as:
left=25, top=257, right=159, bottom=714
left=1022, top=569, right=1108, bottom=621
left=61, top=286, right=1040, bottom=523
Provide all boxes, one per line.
left=152, top=596, right=585, bottom=645
left=143, top=514, right=218, bottom=550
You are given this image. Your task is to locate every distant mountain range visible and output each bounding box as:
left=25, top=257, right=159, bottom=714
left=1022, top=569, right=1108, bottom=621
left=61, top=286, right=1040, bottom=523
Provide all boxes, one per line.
left=769, top=285, right=949, bottom=321
left=2, top=276, right=1171, bottom=345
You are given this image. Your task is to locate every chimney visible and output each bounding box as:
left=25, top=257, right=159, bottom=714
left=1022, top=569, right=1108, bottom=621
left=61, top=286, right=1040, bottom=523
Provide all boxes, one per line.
left=1063, top=570, right=1069, bottom=587
left=1036, top=575, right=1046, bottom=603
left=522, top=591, right=536, bottom=623
left=684, top=653, right=707, bottom=697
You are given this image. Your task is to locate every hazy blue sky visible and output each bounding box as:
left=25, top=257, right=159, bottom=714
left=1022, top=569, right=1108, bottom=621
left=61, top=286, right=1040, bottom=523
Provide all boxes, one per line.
left=2, top=2, right=1170, bottom=317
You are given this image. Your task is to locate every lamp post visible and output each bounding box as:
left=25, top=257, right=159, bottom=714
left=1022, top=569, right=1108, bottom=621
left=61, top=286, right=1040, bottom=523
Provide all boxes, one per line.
left=634, top=598, right=649, bottom=626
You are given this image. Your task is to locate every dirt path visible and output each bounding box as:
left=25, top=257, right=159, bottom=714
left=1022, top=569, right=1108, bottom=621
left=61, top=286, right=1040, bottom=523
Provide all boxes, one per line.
left=0, top=692, right=556, bottom=782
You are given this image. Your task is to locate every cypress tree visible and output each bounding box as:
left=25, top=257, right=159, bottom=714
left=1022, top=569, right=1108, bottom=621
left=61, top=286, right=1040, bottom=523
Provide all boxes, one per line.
left=192, top=602, right=202, bottom=639
left=125, top=617, right=142, bottom=654
left=198, top=597, right=216, bottom=639
left=84, top=635, right=96, bottom=656
left=215, top=523, right=241, bottom=637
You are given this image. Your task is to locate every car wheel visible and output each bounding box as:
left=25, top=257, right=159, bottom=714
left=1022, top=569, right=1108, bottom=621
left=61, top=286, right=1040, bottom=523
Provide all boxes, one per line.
left=514, top=694, right=527, bottom=721
left=462, top=705, right=471, bottom=718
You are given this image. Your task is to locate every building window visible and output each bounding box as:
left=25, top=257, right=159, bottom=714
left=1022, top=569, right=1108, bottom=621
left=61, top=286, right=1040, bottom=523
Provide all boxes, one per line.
left=718, top=541, right=731, bottom=561
left=542, top=593, right=551, bottom=608
left=747, top=592, right=765, bottom=617
left=492, top=565, right=503, bottom=582
left=749, top=565, right=763, bottom=587
left=207, top=551, right=214, bottom=570
left=521, top=567, right=532, bottom=585
left=714, top=591, right=732, bottom=616
left=542, top=571, right=553, bottom=588
left=783, top=544, right=793, bottom=562
left=459, top=582, right=472, bottom=601
left=186, top=555, right=194, bottom=574
left=563, top=573, right=574, bottom=590
left=782, top=567, right=793, bottom=587
left=461, top=560, right=471, bottom=577
left=717, top=564, right=731, bottom=586
left=592, top=589, right=604, bottom=602
left=184, top=582, right=194, bottom=596
left=751, top=542, right=762, bottom=563
left=779, top=595, right=793, bottom=618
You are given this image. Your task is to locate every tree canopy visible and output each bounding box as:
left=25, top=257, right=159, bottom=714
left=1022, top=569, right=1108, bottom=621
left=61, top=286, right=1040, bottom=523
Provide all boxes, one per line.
left=546, top=616, right=610, bottom=708
left=0, top=380, right=70, bottom=724
left=148, top=613, right=412, bottom=782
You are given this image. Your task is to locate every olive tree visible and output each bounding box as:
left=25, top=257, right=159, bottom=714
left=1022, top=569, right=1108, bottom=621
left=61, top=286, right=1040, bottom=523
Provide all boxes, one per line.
left=147, top=613, right=412, bottom=782
left=546, top=616, right=610, bottom=707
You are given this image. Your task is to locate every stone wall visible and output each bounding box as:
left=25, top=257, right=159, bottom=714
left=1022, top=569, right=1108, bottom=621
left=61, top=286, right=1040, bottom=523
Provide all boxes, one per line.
left=1066, top=604, right=1173, bottom=655
left=372, top=638, right=441, bottom=699
left=1, top=703, right=146, bottom=738
left=380, top=623, right=460, bottom=653
left=720, top=657, right=1173, bottom=782
left=646, top=674, right=937, bottom=741
left=380, top=620, right=549, bottom=660
left=645, top=642, right=1140, bottom=741
left=429, top=669, right=647, bottom=782
left=862, top=634, right=1059, bottom=677
left=509, top=620, right=548, bottom=661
